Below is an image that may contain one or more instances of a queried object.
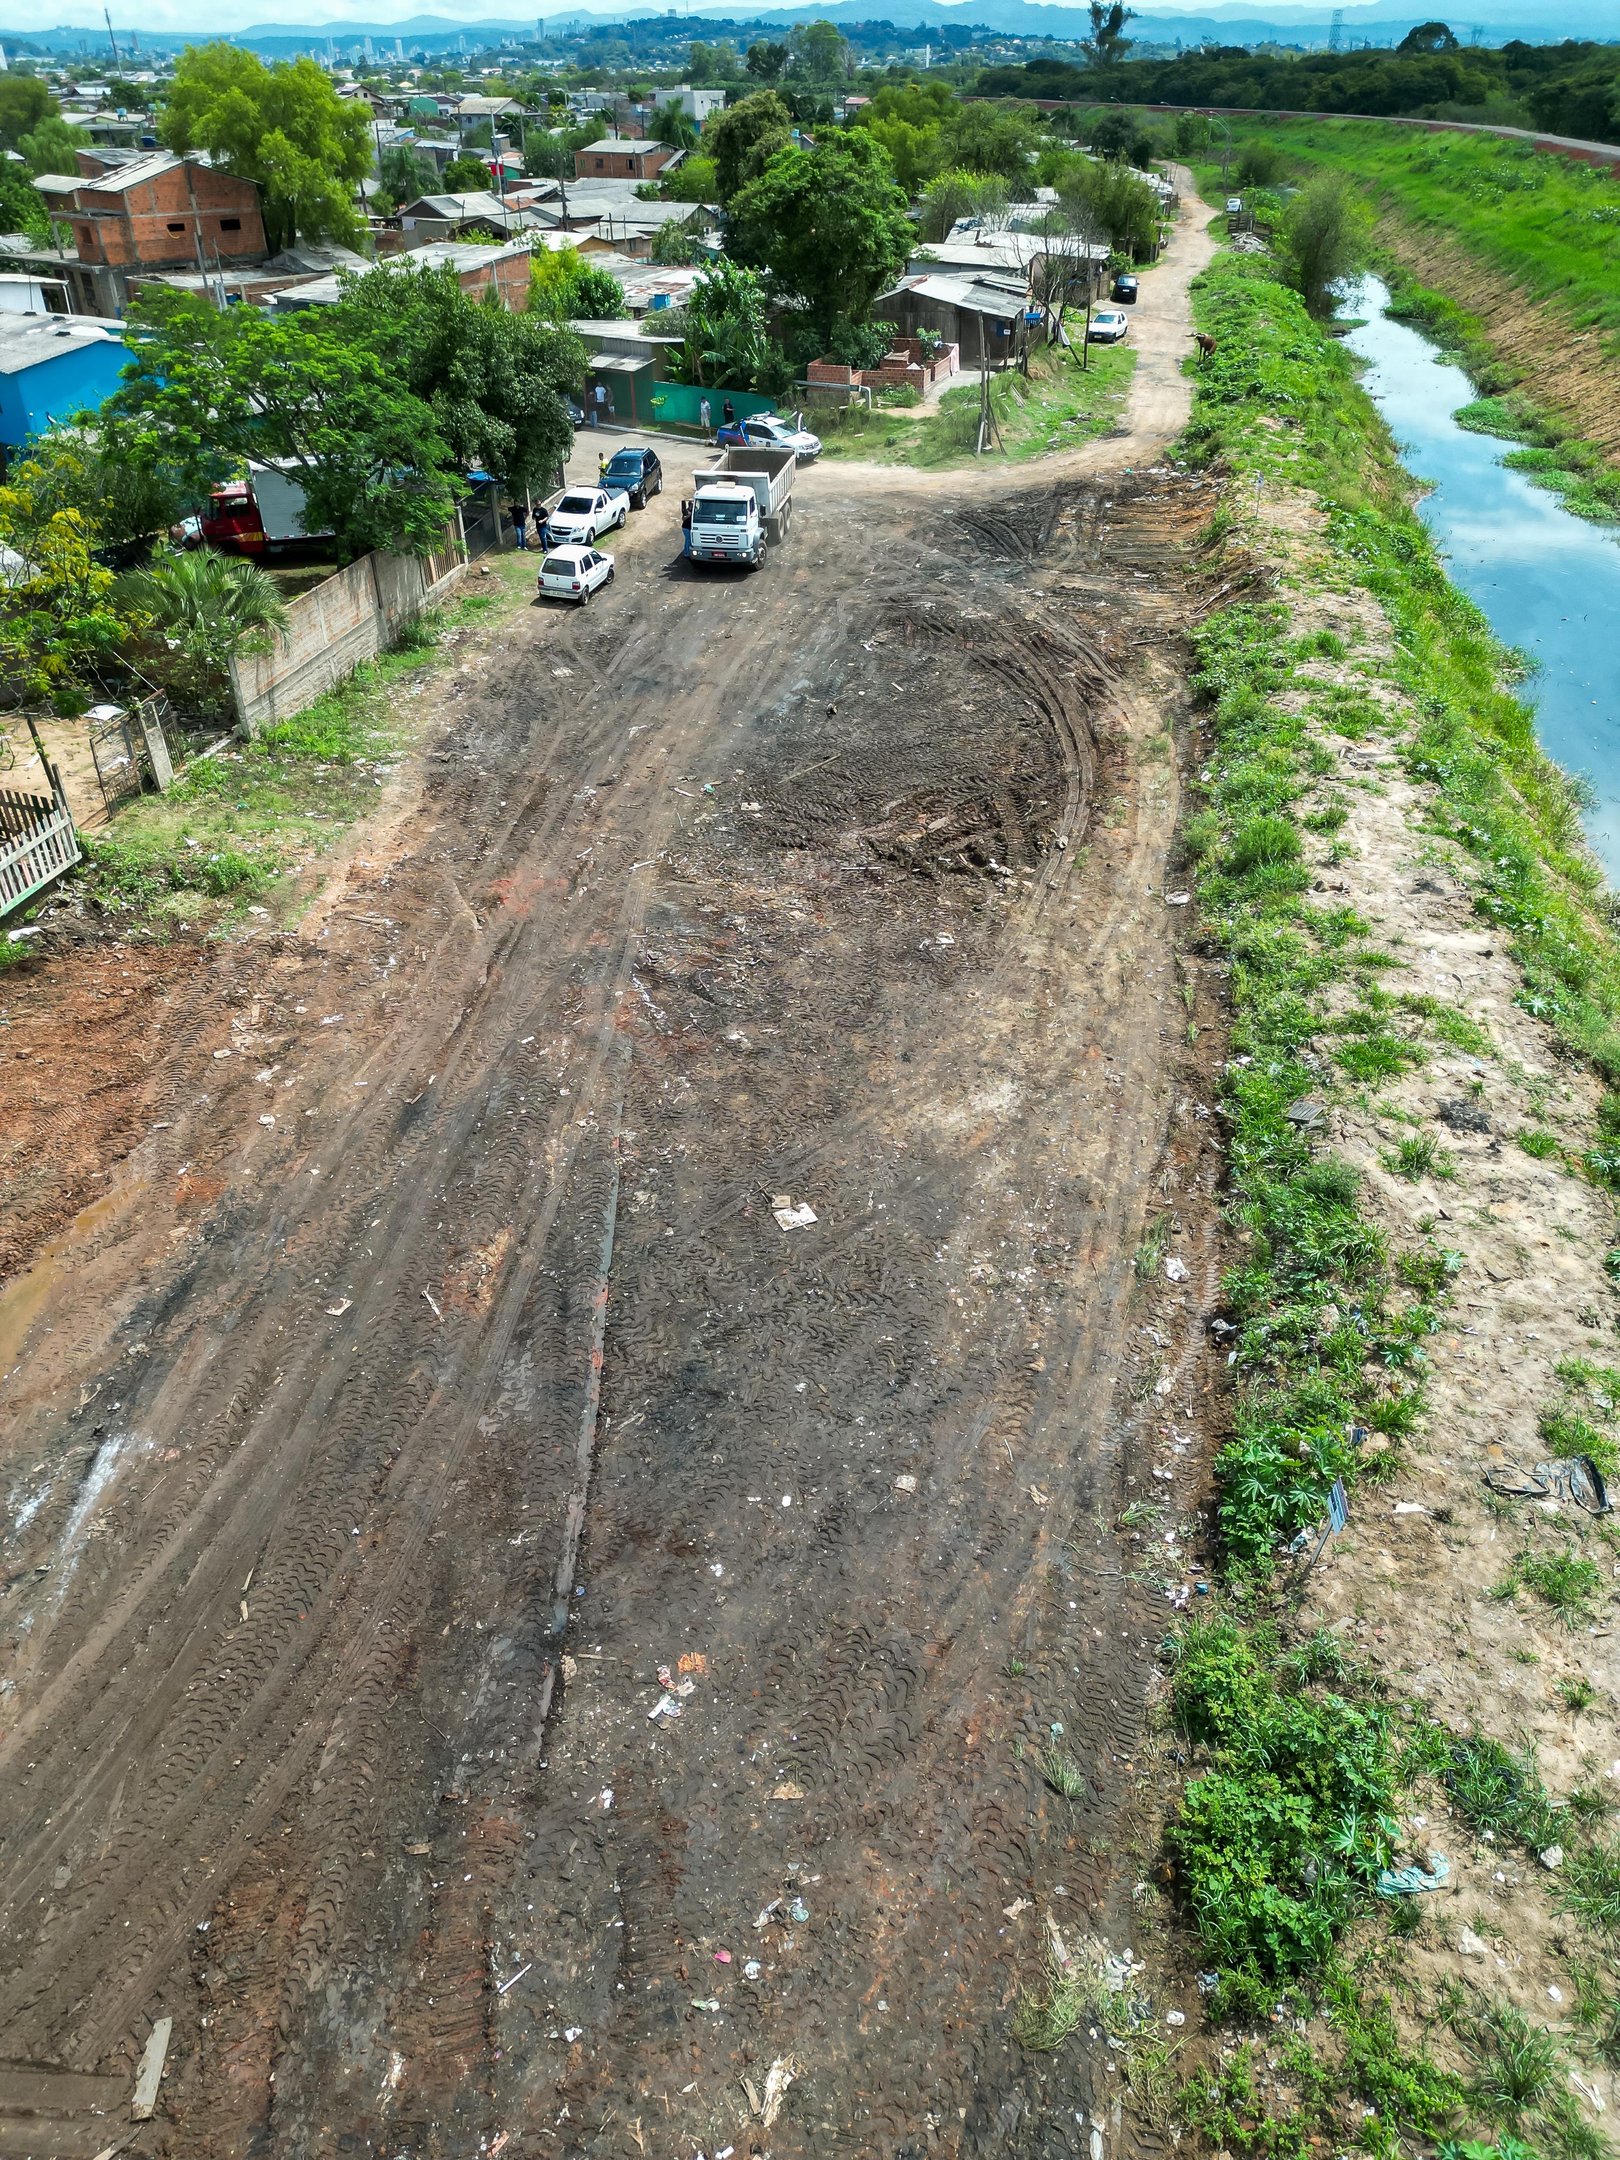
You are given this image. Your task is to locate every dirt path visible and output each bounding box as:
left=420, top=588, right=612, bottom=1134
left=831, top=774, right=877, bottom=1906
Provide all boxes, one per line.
left=0, top=196, right=1222, bottom=2160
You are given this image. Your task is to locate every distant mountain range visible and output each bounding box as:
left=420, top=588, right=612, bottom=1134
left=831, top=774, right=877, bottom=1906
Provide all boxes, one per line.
left=16, top=0, right=1616, bottom=53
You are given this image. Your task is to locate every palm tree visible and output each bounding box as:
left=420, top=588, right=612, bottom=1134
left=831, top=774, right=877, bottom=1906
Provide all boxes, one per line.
left=118, top=546, right=288, bottom=673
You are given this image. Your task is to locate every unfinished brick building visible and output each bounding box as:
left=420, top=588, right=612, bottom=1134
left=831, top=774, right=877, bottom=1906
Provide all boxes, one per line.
left=38, top=150, right=267, bottom=314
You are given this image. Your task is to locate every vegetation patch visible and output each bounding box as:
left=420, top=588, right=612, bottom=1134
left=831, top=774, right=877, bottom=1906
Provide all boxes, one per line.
left=818, top=343, right=1134, bottom=467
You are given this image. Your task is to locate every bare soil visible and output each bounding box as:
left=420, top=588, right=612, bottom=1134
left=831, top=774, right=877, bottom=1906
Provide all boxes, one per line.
left=0, top=202, right=1237, bottom=2158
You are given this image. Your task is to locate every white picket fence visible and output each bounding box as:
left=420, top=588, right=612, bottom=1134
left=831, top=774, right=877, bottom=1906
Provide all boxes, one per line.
left=0, top=779, right=81, bottom=920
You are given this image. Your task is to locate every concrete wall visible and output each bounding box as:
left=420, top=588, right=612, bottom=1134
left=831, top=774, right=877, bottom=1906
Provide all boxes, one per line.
left=230, top=537, right=464, bottom=737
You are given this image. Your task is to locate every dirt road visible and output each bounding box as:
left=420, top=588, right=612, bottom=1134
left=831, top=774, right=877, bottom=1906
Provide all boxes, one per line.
left=0, top=192, right=1221, bottom=2157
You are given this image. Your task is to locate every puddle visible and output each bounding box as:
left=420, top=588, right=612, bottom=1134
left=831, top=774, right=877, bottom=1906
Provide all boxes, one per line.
left=1340, top=276, right=1620, bottom=877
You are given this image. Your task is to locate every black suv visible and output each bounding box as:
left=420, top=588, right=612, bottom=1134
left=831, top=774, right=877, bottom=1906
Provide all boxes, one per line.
left=599, top=445, right=664, bottom=510
left=1112, top=272, right=1139, bottom=304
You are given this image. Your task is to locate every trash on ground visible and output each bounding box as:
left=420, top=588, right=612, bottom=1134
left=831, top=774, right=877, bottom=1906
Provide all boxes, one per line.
left=1165, top=891, right=1191, bottom=906
left=743, top=1959, right=762, bottom=1979
left=1540, top=1844, right=1565, bottom=1871
left=744, top=2055, right=799, bottom=2128
left=1284, top=1097, right=1326, bottom=1129
left=894, top=1474, right=918, bottom=1494
left=1376, top=1852, right=1450, bottom=1897
left=772, top=1195, right=818, bottom=1231
left=787, top=1896, right=810, bottom=1923
left=1459, top=1927, right=1489, bottom=1956
left=1392, top=1501, right=1428, bottom=1516
left=691, top=1996, right=721, bottom=2012
left=1164, top=1256, right=1189, bottom=1283
left=1003, top=1897, right=1032, bottom=1920
left=772, top=1781, right=806, bottom=1801
left=326, top=1299, right=352, bottom=1317
left=1484, top=1455, right=1611, bottom=1515
left=132, top=2015, right=173, bottom=2121
left=648, top=1692, right=683, bottom=1721
left=496, top=1961, right=532, bottom=1996
left=421, top=1290, right=443, bottom=1319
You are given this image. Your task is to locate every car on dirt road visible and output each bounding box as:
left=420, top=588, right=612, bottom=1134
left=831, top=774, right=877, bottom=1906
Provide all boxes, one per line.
left=714, top=413, right=822, bottom=463
left=541, top=487, right=628, bottom=548
left=1112, top=272, right=1139, bottom=304
left=537, top=544, right=615, bottom=605
left=599, top=446, right=664, bottom=509
left=1087, top=307, right=1130, bottom=345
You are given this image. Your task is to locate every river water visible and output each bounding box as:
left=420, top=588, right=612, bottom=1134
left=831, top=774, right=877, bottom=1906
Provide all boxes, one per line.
left=1339, top=276, right=1620, bottom=878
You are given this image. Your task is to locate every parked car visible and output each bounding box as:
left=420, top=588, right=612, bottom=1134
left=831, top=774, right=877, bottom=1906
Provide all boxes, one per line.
left=541, top=486, right=628, bottom=547
left=1225, top=195, right=1244, bottom=215
left=599, top=445, right=663, bottom=509
left=564, top=395, right=586, bottom=428
left=537, top=545, right=615, bottom=605
left=715, top=413, right=822, bottom=463
left=1112, top=272, right=1139, bottom=304
left=1087, top=307, right=1130, bottom=345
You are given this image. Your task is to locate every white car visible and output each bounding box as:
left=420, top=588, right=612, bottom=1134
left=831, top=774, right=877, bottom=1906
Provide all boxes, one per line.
left=537, top=545, right=615, bottom=605
left=733, top=414, right=822, bottom=463
left=1087, top=307, right=1130, bottom=345
left=542, top=487, right=628, bottom=546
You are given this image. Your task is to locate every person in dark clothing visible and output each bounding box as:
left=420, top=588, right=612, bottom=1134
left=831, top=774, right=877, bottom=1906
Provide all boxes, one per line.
left=722, top=397, right=736, bottom=427
left=680, top=498, right=693, bottom=556
left=511, top=501, right=528, bottom=550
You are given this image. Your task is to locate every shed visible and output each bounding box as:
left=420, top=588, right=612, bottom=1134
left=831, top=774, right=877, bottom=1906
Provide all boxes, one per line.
left=0, top=312, right=127, bottom=462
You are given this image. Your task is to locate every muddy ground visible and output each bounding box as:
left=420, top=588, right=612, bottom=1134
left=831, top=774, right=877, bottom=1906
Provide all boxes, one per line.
left=0, top=197, right=1243, bottom=2160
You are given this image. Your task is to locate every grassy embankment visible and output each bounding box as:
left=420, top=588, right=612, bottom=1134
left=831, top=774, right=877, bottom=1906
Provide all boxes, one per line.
left=1201, top=120, right=1620, bottom=520
left=51, top=560, right=532, bottom=940
left=817, top=341, right=1134, bottom=466
left=1131, top=248, right=1620, bottom=2155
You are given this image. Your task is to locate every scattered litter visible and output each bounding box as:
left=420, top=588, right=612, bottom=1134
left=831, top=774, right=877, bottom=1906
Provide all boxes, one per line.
left=894, top=1474, right=918, bottom=1494
left=1459, top=1927, right=1489, bottom=1957
left=1197, top=1972, right=1219, bottom=1994
left=743, top=1960, right=762, bottom=1979
left=326, top=1299, right=352, bottom=1317
left=648, top=1692, right=683, bottom=1721
left=1003, top=1898, right=1033, bottom=1920
left=691, top=1997, right=721, bottom=2013
left=1376, top=1852, right=1450, bottom=1897
left=1029, top=1484, right=1050, bottom=1507
left=496, top=1962, right=532, bottom=1997
left=787, top=1897, right=810, bottom=1924
left=563, top=2026, right=582, bottom=2043
left=421, top=1290, right=442, bottom=1319
left=404, top=1842, right=431, bottom=1856
left=1540, top=1845, right=1565, bottom=1872
left=1164, top=1257, right=1189, bottom=1283
left=1285, top=1096, right=1326, bottom=1130
left=714, top=1949, right=732, bottom=1964
left=131, top=2015, right=173, bottom=2121
left=1393, top=1501, right=1428, bottom=1516
left=771, top=1195, right=818, bottom=1231
left=1569, top=2071, right=1605, bottom=2113
left=319, top=1014, right=344, bottom=1026
left=754, top=1898, right=783, bottom=1931
left=1165, top=891, right=1191, bottom=906
left=772, top=1782, right=806, bottom=1801
left=212, top=1047, right=232, bottom=1061
left=599, top=1789, right=614, bottom=1810
left=1166, top=2009, right=1186, bottom=2027
left=1484, top=1456, right=1611, bottom=1515
left=743, top=2056, right=799, bottom=2129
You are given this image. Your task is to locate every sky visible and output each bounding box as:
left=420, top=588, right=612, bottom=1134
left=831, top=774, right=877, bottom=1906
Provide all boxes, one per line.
left=5, top=0, right=1586, bottom=40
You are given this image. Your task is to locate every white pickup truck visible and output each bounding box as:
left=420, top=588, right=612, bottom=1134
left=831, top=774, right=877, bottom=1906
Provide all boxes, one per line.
left=687, top=445, right=796, bottom=571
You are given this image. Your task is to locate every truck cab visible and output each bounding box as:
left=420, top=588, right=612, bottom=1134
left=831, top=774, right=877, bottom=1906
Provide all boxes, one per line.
left=689, top=483, right=765, bottom=568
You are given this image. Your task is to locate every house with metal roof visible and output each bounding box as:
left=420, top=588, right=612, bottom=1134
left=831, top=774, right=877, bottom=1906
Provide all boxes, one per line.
left=0, top=312, right=127, bottom=465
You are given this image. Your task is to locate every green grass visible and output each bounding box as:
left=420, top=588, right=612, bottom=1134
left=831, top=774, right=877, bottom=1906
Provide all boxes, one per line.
left=1493, top=1547, right=1605, bottom=1629
left=817, top=343, right=1134, bottom=468
left=73, top=585, right=511, bottom=935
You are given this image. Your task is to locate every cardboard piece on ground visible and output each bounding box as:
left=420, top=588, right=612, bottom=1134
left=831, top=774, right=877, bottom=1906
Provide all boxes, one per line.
left=131, top=2016, right=172, bottom=2121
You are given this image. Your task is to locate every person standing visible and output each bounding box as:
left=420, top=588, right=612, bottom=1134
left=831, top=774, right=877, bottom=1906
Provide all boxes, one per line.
left=699, top=394, right=712, bottom=435
left=680, top=496, right=692, bottom=556
left=511, top=500, right=528, bottom=551
left=594, top=382, right=609, bottom=429
left=722, top=396, right=735, bottom=429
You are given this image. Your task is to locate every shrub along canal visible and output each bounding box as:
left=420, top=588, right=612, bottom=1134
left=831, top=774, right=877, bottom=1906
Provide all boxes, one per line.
left=1340, top=274, right=1620, bottom=876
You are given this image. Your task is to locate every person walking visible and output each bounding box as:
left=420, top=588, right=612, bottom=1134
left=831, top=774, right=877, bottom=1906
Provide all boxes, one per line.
left=699, top=395, right=712, bottom=436
left=511, top=500, right=528, bottom=551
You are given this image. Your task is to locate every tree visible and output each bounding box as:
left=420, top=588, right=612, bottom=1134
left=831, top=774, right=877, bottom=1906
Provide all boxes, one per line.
left=650, top=102, right=699, bottom=151
left=1060, top=157, right=1160, bottom=258
left=688, top=40, right=741, bottom=83
left=1085, top=106, right=1155, bottom=165
left=378, top=145, right=437, bottom=208
left=115, top=546, right=287, bottom=718
left=7, top=425, right=189, bottom=553
left=668, top=258, right=771, bottom=388
left=529, top=243, right=626, bottom=323
left=918, top=167, right=1009, bottom=243
left=705, top=89, right=791, bottom=205
left=789, top=20, right=853, bottom=86
left=0, top=482, right=140, bottom=716
left=661, top=153, right=719, bottom=204
left=650, top=216, right=699, bottom=264
left=337, top=264, right=583, bottom=499
left=1280, top=171, right=1369, bottom=317
left=0, top=77, right=51, bottom=152
left=18, top=116, right=91, bottom=177
left=729, top=131, right=911, bottom=344
left=861, top=115, right=939, bottom=195
left=0, top=165, right=51, bottom=243
left=1398, top=20, right=1460, bottom=51
left=111, top=290, right=459, bottom=560
left=1081, top=1, right=1135, bottom=71
left=935, top=102, right=1042, bottom=180
left=441, top=151, right=497, bottom=192
left=158, top=45, right=373, bottom=253
left=745, top=41, right=789, bottom=84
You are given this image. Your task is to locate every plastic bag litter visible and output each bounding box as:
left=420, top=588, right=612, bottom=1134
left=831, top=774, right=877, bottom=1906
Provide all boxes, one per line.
left=1483, top=1454, right=1611, bottom=1515
left=1376, top=1851, right=1450, bottom=1897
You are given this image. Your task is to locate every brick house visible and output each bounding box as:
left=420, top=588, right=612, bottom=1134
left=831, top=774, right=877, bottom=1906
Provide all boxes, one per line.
left=572, top=137, right=673, bottom=183
left=37, top=150, right=267, bottom=313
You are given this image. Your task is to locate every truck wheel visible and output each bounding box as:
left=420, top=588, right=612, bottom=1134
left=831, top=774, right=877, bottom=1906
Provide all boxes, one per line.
left=751, top=542, right=767, bottom=571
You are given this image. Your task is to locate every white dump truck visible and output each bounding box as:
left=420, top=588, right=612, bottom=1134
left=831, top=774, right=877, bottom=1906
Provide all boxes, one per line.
left=687, top=444, right=796, bottom=570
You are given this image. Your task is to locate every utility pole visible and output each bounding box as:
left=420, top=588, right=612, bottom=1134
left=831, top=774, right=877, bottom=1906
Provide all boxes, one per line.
left=104, top=6, right=122, bottom=75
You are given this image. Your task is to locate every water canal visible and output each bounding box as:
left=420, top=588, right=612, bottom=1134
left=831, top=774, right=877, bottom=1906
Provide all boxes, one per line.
left=1340, top=275, right=1620, bottom=877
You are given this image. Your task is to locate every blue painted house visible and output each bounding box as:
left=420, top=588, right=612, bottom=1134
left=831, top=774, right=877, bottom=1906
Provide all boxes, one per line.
left=0, top=312, right=128, bottom=466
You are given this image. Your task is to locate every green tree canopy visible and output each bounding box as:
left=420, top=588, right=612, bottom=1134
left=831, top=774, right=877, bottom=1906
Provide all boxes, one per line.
left=858, top=115, right=939, bottom=195
left=529, top=243, right=626, bottom=323
left=789, top=20, right=853, bottom=86
left=661, top=152, right=719, bottom=204
left=440, top=151, right=497, bottom=192
left=18, top=116, right=91, bottom=178
left=0, top=77, right=53, bottom=152
left=650, top=102, right=699, bottom=151
left=0, top=472, right=142, bottom=715
left=158, top=44, right=373, bottom=253
left=705, top=88, right=791, bottom=204
left=667, top=257, right=771, bottom=388
left=918, top=167, right=1010, bottom=243
left=729, top=130, right=911, bottom=344
left=935, top=100, right=1042, bottom=180
left=0, top=165, right=51, bottom=243
left=336, top=263, right=582, bottom=497
left=377, top=144, right=437, bottom=208
left=1397, top=20, right=1460, bottom=51
left=1280, top=170, right=1369, bottom=317
left=1081, top=0, right=1135, bottom=70
left=745, top=41, right=789, bottom=83
left=111, top=290, right=458, bottom=560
